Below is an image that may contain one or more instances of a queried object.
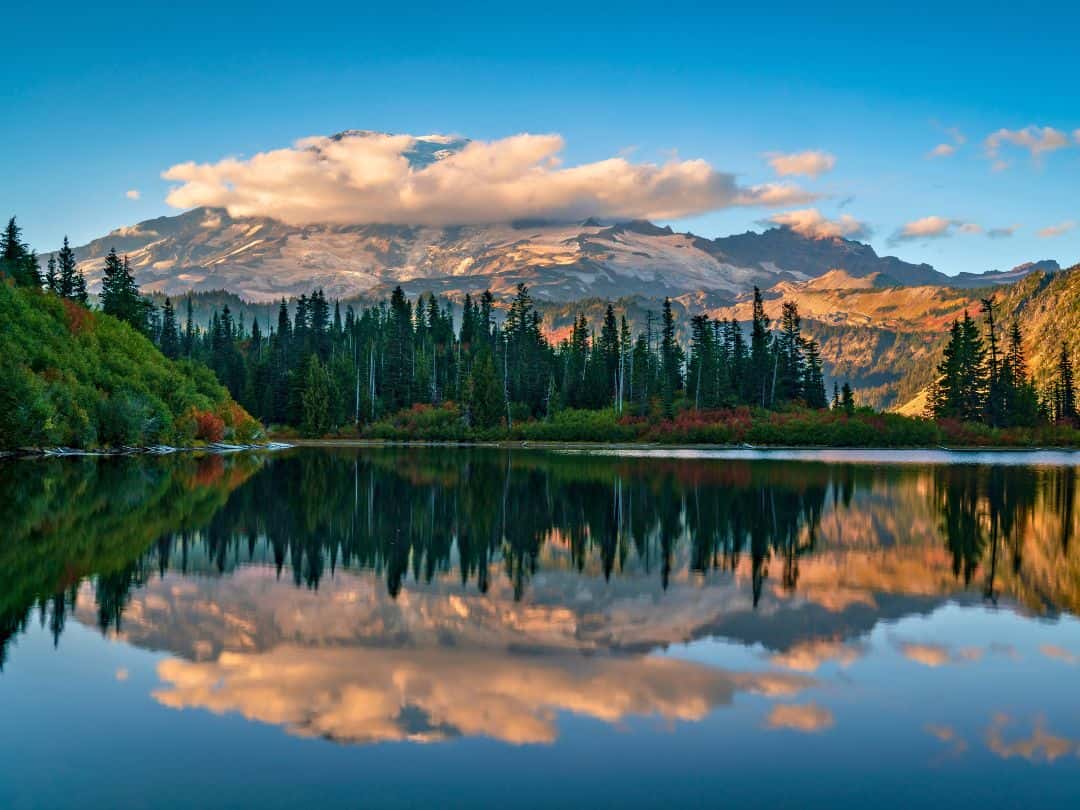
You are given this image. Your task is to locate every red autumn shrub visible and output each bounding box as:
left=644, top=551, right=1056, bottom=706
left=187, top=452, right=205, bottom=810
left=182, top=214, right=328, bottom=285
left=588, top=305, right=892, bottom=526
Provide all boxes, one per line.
left=194, top=410, right=225, bottom=442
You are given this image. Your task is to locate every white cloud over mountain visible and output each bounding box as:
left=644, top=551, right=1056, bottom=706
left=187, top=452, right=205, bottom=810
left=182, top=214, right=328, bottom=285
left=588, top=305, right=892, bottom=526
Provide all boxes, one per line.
left=890, top=216, right=985, bottom=244
left=767, top=208, right=870, bottom=240
left=162, top=131, right=818, bottom=226
left=766, top=150, right=836, bottom=178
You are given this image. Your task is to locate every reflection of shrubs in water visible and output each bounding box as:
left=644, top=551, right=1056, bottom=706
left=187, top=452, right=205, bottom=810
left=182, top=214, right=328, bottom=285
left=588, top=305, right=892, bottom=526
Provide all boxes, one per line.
left=0, top=454, right=261, bottom=669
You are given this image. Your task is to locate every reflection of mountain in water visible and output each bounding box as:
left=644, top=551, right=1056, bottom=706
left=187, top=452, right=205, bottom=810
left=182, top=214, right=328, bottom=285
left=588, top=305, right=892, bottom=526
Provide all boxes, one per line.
left=2, top=449, right=1078, bottom=673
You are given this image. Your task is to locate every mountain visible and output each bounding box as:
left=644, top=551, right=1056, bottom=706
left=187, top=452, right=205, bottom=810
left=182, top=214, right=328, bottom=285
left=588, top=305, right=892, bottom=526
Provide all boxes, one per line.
left=55, top=208, right=1005, bottom=304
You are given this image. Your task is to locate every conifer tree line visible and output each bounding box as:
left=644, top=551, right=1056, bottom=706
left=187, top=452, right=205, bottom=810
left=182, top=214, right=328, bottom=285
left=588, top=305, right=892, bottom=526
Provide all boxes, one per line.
left=169, top=283, right=835, bottom=434
left=926, top=296, right=1077, bottom=426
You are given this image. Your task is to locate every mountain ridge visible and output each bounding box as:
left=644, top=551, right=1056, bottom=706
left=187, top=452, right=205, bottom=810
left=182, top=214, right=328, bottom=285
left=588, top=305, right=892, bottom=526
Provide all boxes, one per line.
left=50, top=207, right=1042, bottom=304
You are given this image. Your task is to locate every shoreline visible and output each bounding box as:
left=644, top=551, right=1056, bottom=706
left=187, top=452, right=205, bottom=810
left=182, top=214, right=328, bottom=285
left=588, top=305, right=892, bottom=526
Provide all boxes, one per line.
left=280, top=437, right=1080, bottom=456
left=0, top=442, right=292, bottom=460
left=4, top=438, right=1079, bottom=462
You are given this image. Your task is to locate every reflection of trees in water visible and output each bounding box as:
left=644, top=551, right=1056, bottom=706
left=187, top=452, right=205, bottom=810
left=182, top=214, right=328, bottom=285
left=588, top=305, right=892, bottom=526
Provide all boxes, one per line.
left=2, top=450, right=1078, bottom=665
left=932, top=465, right=1074, bottom=603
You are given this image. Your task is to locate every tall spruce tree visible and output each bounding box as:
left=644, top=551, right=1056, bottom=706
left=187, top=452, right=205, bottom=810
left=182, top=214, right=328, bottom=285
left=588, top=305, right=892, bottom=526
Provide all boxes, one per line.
left=159, top=297, right=180, bottom=359
left=746, top=286, right=772, bottom=407
left=100, top=250, right=149, bottom=333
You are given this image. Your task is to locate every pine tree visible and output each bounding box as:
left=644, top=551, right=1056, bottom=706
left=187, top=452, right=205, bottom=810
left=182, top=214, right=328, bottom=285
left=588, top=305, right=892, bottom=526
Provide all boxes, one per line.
left=746, top=286, right=771, bottom=407
left=57, top=236, right=79, bottom=299
left=981, top=297, right=1006, bottom=427
left=159, top=298, right=180, bottom=359
left=100, top=250, right=149, bottom=332
left=775, top=301, right=804, bottom=404
left=841, top=382, right=855, bottom=415
left=183, top=294, right=196, bottom=357
left=1052, top=344, right=1077, bottom=424
left=45, top=256, right=58, bottom=293
left=300, top=355, right=331, bottom=437
left=802, top=338, right=827, bottom=409
left=466, top=350, right=504, bottom=429
left=659, top=298, right=682, bottom=418
left=0, top=216, right=42, bottom=287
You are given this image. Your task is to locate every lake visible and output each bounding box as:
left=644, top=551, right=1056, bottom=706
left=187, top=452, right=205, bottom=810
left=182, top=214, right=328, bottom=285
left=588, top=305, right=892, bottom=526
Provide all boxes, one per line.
left=2, top=447, right=1079, bottom=808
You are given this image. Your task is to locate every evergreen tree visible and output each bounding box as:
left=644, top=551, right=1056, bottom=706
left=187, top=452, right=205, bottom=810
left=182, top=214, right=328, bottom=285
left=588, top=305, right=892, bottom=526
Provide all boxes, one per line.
left=0, top=216, right=42, bottom=287
left=100, top=250, right=150, bottom=333
left=802, top=338, right=827, bottom=409
left=159, top=298, right=180, bottom=359
left=775, top=301, right=804, bottom=404
left=466, top=350, right=504, bottom=429
left=300, top=355, right=331, bottom=437
left=981, top=297, right=1007, bottom=427
left=45, top=256, right=58, bottom=293
left=841, top=382, right=855, bottom=415
left=183, top=294, right=196, bottom=358
left=746, top=286, right=771, bottom=407
left=1052, top=343, right=1077, bottom=424
left=659, top=297, right=682, bottom=418
left=57, top=236, right=79, bottom=299
left=929, top=311, right=986, bottom=421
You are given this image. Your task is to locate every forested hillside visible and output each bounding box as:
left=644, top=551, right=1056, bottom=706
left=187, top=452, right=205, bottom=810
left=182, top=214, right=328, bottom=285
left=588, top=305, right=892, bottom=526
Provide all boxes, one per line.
left=0, top=281, right=258, bottom=450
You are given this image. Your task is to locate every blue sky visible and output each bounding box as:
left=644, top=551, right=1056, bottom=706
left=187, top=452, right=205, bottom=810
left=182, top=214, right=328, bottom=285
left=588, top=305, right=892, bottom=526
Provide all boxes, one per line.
left=3, top=1, right=1078, bottom=275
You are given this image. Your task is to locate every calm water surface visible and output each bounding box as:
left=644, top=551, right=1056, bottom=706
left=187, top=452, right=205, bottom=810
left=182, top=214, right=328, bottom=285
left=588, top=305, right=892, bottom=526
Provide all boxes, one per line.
left=2, top=447, right=1079, bottom=808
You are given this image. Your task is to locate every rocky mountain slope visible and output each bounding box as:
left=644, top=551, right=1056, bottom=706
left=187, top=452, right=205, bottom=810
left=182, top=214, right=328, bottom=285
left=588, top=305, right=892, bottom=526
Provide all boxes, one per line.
left=55, top=208, right=1022, bottom=304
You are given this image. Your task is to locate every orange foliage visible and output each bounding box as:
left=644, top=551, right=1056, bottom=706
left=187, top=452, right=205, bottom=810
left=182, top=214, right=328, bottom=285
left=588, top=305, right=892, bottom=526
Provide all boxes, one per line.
left=62, top=299, right=91, bottom=334
left=194, top=410, right=225, bottom=443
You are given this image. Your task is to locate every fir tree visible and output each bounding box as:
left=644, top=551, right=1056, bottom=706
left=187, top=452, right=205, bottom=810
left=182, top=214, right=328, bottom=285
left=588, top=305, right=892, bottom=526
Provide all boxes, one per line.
left=57, top=236, right=79, bottom=299
left=100, top=250, right=150, bottom=333
left=45, top=256, right=58, bottom=293
left=466, top=350, right=504, bottom=429
left=159, top=298, right=180, bottom=359
left=746, top=286, right=771, bottom=407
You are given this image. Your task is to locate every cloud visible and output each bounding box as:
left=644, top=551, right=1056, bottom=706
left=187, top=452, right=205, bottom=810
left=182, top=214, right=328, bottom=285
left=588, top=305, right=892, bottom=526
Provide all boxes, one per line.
left=1037, top=221, right=1076, bottom=238
left=986, top=714, right=1079, bottom=763
left=153, top=644, right=813, bottom=745
left=984, top=126, right=1070, bottom=168
left=927, top=143, right=956, bottom=158
left=764, top=702, right=835, bottom=733
left=896, top=641, right=983, bottom=667
left=766, top=208, right=870, bottom=240
left=163, top=131, right=819, bottom=226
left=1040, top=644, right=1077, bottom=664
left=125, top=189, right=141, bottom=200
left=766, top=150, right=836, bottom=178
left=889, top=216, right=983, bottom=244
left=987, top=225, right=1019, bottom=239
left=928, top=127, right=966, bottom=158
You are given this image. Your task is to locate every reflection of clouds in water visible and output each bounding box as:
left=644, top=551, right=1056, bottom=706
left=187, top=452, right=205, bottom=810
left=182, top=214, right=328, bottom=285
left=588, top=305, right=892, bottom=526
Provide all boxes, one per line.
left=1039, top=644, right=1078, bottom=665
left=764, top=703, right=835, bottom=733
left=153, top=645, right=814, bottom=745
left=986, top=714, right=1080, bottom=763
left=894, top=641, right=983, bottom=668
left=924, top=723, right=968, bottom=758
left=770, top=640, right=865, bottom=672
